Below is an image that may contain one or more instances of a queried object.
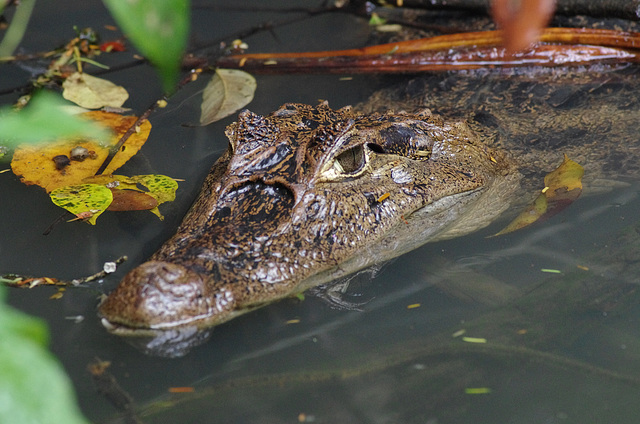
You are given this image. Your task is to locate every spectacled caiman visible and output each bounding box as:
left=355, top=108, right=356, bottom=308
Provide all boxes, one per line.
left=98, top=63, right=640, bottom=356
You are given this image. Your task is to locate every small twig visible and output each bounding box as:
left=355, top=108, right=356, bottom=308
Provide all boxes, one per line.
left=0, top=256, right=127, bottom=288
left=93, top=104, right=156, bottom=176
left=42, top=212, right=72, bottom=235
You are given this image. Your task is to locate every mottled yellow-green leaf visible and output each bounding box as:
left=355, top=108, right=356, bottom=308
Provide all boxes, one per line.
left=50, top=184, right=113, bottom=225
left=200, top=69, right=256, bottom=125
left=62, top=72, right=129, bottom=109
left=83, top=174, right=178, bottom=219
left=132, top=174, right=179, bottom=220
left=133, top=174, right=178, bottom=204
left=495, top=154, right=583, bottom=236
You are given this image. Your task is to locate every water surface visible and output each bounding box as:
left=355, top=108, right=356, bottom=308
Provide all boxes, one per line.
left=2, top=1, right=640, bottom=423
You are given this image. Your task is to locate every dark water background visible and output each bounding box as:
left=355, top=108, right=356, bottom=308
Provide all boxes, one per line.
left=2, top=1, right=640, bottom=423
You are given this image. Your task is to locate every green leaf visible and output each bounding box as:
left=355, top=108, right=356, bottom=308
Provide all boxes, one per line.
left=133, top=174, right=179, bottom=204
left=102, top=0, right=190, bottom=93
left=50, top=184, right=114, bottom=225
left=0, top=286, right=89, bottom=424
left=0, top=91, right=111, bottom=149
left=200, top=69, right=256, bottom=125
left=132, top=174, right=179, bottom=219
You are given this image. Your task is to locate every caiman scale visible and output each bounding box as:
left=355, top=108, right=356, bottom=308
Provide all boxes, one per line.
left=99, top=67, right=640, bottom=355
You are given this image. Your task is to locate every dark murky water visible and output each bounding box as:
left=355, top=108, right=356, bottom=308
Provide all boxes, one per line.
left=2, top=1, right=640, bottom=423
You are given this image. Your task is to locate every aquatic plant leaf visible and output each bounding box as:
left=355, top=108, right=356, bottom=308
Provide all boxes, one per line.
left=495, top=154, right=583, bottom=235
left=131, top=174, right=179, bottom=219
left=132, top=174, right=178, bottom=204
left=83, top=174, right=178, bottom=218
left=50, top=184, right=113, bottom=225
left=0, top=91, right=110, bottom=149
left=200, top=69, right=256, bottom=125
left=11, top=111, right=151, bottom=192
left=102, top=0, right=189, bottom=93
left=62, top=72, right=129, bottom=109
left=0, top=285, right=89, bottom=424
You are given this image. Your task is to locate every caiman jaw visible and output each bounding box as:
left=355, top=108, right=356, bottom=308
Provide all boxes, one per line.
left=98, top=261, right=236, bottom=333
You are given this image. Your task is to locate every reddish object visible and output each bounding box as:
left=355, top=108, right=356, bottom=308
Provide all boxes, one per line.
left=107, top=189, right=158, bottom=211
left=100, top=40, right=126, bottom=52
left=491, top=0, right=556, bottom=53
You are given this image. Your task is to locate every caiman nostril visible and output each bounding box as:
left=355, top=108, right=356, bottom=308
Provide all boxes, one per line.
left=99, top=261, right=235, bottom=330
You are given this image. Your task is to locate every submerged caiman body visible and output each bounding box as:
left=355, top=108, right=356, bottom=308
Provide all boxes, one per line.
left=99, top=66, right=640, bottom=356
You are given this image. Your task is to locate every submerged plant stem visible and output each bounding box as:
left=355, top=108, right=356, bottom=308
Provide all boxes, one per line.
left=0, top=0, right=36, bottom=57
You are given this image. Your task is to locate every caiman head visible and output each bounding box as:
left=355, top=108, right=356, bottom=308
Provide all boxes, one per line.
left=99, top=102, right=515, bottom=355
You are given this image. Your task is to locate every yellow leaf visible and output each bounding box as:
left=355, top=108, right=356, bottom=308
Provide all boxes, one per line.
left=494, top=193, right=547, bottom=235
left=544, top=153, right=584, bottom=196
left=11, top=111, right=151, bottom=192
left=62, top=72, right=129, bottom=109
left=495, top=155, right=583, bottom=236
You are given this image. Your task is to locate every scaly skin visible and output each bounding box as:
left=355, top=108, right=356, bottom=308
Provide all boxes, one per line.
left=98, top=102, right=514, bottom=338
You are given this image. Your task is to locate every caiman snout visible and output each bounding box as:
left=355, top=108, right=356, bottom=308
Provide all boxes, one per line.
left=99, top=261, right=236, bottom=332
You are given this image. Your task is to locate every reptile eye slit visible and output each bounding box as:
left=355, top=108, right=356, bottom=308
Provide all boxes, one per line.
left=334, top=144, right=365, bottom=174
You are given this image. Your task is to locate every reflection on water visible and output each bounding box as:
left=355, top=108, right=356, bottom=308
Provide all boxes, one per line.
left=2, top=1, right=640, bottom=423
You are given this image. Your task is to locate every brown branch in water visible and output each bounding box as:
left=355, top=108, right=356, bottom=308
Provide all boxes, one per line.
left=88, top=358, right=143, bottom=424
left=216, top=28, right=640, bottom=73
left=400, top=0, right=640, bottom=19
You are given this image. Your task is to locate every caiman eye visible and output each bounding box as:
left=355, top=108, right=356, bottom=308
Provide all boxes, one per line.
left=333, top=144, right=365, bottom=174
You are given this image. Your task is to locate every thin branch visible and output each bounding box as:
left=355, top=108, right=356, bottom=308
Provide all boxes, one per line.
left=1, top=256, right=127, bottom=288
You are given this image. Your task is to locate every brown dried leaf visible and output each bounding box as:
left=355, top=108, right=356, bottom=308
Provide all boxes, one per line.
left=107, top=189, right=158, bottom=211
left=62, top=72, right=129, bottom=109
left=200, top=69, right=256, bottom=125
